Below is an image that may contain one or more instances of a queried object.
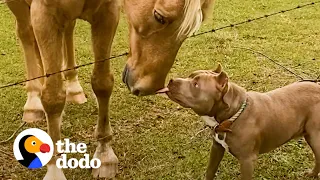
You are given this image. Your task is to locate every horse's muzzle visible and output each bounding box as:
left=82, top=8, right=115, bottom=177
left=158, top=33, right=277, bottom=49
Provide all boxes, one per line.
left=122, top=64, right=163, bottom=96
left=122, top=64, right=130, bottom=89
left=122, top=64, right=141, bottom=96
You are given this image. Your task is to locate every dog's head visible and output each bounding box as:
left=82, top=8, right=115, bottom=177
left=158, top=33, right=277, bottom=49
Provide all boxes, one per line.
left=164, top=64, right=231, bottom=116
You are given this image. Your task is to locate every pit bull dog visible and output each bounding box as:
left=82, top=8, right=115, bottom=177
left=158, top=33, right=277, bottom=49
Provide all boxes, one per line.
left=158, top=64, right=320, bottom=180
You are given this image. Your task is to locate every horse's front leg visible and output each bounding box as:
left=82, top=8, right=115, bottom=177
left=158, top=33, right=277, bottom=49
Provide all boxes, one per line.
left=31, top=2, right=67, bottom=180
left=90, top=2, right=120, bottom=179
left=7, top=1, right=44, bottom=123
left=63, top=20, right=87, bottom=104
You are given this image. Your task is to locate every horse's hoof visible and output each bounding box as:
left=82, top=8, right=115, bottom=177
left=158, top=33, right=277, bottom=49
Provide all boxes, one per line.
left=304, top=170, right=319, bottom=178
left=23, top=92, right=44, bottom=122
left=43, top=164, right=67, bottom=180
left=92, top=143, right=118, bottom=179
left=23, top=109, right=45, bottom=123
left=66, top=79, right=87, bottom=104
left=66, top=92, right=87, bottom=104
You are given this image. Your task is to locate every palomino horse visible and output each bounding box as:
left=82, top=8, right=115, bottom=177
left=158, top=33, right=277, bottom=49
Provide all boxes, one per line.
left=6, top=0, right=214, bottom=179
left=7, top=1, right=88, bottom=124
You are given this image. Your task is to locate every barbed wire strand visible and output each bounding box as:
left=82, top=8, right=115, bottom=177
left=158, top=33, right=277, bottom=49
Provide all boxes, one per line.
left=0, top=52, right=129, bottom=89
left=232, top=46, right=305, bottom=80
left=0, top=1, right=318, bottom=89
left=191, top=1, right=320, bottom=38
left=0, top=1, right=319, bottom=160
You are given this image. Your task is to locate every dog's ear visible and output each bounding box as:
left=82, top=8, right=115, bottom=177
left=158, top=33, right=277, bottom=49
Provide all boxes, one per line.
left=222, top=84, right=233, bottom=108
left=213, top=63, right=222, bottom=73
left=216, top=71, right=232, bottom=108
left=216, top=71, right=228, bottom=89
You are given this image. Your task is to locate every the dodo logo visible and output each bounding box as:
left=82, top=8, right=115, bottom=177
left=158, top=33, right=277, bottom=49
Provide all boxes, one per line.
left=13, top=128, right=54, bottom=169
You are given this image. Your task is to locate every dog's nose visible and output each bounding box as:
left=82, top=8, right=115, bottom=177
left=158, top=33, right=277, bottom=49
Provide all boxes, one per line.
left=169, top=79, right=173, bottom=84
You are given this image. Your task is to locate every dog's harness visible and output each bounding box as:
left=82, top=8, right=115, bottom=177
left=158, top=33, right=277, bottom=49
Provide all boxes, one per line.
left=202, top=98, right=248, bottom=152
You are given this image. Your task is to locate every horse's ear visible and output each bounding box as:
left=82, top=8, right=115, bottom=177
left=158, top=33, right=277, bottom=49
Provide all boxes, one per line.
left=213, top=63, right=222, bottom=73
left=201, top=0, right=215, bottom=20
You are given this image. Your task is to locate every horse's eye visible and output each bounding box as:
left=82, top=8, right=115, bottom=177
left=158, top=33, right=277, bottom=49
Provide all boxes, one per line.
left=32, top=141, right=36, bottom=146
left=154, top=10, right=166, bottom=24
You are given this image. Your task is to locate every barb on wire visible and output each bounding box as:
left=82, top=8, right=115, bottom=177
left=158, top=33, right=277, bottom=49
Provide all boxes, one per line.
left=0, top=52, right=128, bottom=89
left=191, top=1, right=320, bottom=38
left=233, top=46, right=305, bottom=80
left=1, top=1, right=319, bottom=89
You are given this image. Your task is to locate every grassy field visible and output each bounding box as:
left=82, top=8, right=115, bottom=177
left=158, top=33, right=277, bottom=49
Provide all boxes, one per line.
left=1, top=0, right=320, bottom=179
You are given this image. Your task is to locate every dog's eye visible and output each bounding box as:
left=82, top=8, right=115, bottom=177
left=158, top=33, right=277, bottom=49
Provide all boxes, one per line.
left=31, top=141, right=36, bottom=146
left=154, top=10, right=166, bottom=24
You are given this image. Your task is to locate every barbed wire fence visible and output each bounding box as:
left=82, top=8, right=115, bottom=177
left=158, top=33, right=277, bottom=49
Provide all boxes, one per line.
left=0, top=1, right=319, bottom=171
left=0, top=2, right=319, bottom=161
left=0, top=0, right=319, bottom=146
left=0, top=1, right=319, bottom=90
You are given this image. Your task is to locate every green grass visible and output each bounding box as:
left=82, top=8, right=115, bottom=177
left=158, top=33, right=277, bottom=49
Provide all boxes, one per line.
left=1, top=0, right=320, bottom=179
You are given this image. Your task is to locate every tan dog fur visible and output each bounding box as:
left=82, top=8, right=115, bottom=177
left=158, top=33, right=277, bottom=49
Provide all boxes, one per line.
left=165, top=65, right=320, bottom=180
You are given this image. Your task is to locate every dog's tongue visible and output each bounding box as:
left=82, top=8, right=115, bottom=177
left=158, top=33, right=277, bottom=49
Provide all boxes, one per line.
left=156, top=87, right=169, bottom=94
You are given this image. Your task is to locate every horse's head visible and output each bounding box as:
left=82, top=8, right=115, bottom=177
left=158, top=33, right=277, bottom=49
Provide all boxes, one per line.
left=123, top=0, right=214, bottom=96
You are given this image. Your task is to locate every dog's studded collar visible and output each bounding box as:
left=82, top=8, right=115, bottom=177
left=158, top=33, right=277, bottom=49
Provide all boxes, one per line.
left=202, top=97, right=248, bottom=152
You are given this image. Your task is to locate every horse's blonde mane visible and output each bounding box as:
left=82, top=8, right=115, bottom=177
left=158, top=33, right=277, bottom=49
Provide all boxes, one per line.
left=177, top=0, right=203, bottom=38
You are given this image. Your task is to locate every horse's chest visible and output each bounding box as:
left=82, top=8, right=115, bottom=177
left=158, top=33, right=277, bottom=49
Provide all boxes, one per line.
left=80, top=0, right=116, bottom=21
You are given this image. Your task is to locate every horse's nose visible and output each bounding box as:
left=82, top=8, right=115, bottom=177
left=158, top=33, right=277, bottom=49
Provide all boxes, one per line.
left=122, top=64, right=129, bottom=89
left=122, top=63, right=165, bottom=96
left=132, top=89, right=140, bottom=96
left=123, top=64, right=140, bottom=94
